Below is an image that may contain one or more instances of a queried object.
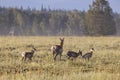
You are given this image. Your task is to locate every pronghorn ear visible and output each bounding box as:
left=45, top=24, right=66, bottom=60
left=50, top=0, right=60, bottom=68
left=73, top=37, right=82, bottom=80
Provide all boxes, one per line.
left=33, top=48, right=37, bottom=51
left=60, top=37, right=64, bottom=40
left=92, top=48, right=95, bottom=51
left=32, top=46, right=36, bottom=51
left=79, top=50, right=81, bottom=52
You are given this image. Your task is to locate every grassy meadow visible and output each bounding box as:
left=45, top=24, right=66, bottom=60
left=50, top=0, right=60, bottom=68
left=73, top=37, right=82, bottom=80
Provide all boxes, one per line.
left=0, top=36, right=120, bottom=80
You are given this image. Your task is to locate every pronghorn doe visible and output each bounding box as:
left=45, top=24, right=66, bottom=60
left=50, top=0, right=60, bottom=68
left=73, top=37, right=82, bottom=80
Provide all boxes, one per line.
left=21, top=47, right=36, bottom=61
left=67, top=50, right=82, bottom=59
left=82, top=48, right=95, bottom=60
left=51, top=38, right=64, bottom=61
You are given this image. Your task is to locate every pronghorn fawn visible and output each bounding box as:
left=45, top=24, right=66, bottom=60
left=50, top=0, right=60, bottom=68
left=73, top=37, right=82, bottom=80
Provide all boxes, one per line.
left=82, top=48, right=95, bottom=60
left=51, top=38, right=64, bottom=61
left=21, top=47, right=36, bottom=61
left=67, top=50, right=82, bottom=59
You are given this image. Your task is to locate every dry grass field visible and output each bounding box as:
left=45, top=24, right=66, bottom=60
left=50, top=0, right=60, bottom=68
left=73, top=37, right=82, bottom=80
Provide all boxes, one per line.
left=0, top=36, right=120, bottom=80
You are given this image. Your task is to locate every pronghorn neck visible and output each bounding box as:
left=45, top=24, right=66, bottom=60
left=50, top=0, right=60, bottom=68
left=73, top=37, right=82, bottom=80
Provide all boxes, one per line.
left=91, top=51, right=93, bottom=54
left=60, top=39, right=64, bottom=48
left=31, top=50, right=35, bottom=53
left=78, top=50, right=82, bottom=56
left=60, top=41, right=63, bottom=47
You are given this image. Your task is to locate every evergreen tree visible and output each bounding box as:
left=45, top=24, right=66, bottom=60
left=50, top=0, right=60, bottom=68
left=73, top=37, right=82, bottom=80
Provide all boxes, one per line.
left=0, top=4, right=119, bottom=36
left=86, top=0, right=116, bottom=35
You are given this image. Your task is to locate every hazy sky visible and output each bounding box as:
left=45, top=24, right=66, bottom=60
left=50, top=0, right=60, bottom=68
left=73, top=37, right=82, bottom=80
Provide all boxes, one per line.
left=0, top=0, right=120, bottom=13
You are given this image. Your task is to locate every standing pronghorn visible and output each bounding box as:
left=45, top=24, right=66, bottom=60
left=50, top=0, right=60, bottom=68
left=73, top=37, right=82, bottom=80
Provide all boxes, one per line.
left=21, top=47, right=36, bottom=61
left=82, top=48, right=95, bottom=60
left=51, top=38, right=64, bottom=61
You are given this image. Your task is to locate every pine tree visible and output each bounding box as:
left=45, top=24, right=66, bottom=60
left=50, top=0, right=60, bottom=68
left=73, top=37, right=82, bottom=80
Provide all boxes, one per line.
left=86, top=0, right=116, bottom=35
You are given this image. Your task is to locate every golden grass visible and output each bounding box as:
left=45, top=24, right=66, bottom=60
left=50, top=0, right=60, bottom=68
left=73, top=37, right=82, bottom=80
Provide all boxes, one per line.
left=0, top=36, right=120, bottom=80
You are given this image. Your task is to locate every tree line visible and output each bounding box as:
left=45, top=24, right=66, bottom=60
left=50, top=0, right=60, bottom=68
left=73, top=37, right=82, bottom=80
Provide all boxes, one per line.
left=0, top=0, right=120, bottom=36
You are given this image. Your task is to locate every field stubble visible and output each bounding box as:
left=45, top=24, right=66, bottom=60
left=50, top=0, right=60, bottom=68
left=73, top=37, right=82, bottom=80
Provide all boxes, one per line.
left=0, top=36, right=120, bottom=80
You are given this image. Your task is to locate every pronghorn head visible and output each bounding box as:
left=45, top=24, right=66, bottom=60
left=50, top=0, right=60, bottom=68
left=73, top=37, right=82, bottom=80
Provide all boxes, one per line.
left=78, top=50, right=82, bottom=56
left=60, top=37, right=64, bottom=41
left=31, top=47, right=37, bottom=52
left=90, top=48, right=95, bottom=52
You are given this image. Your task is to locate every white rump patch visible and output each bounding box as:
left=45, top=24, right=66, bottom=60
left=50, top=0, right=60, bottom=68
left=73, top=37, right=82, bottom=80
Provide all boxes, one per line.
left=22, top=52, right=25, bottom=57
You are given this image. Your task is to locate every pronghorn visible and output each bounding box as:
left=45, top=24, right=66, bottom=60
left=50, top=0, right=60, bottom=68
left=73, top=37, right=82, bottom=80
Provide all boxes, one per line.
left=67, top=50, right=82, bottom=59
left=21, top=47, right=36, bottom=61
left=82, top=48, right=95, bottom=60
left=51, top=38, right=64, bottom=61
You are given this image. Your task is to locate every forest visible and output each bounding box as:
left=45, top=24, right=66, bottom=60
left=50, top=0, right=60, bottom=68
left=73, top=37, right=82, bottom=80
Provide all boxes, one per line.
left=0, top=0, right=120, bottom=36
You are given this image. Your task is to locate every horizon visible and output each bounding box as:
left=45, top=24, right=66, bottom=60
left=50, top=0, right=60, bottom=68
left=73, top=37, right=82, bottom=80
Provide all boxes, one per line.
left=0, top=0, right=120, bottom=13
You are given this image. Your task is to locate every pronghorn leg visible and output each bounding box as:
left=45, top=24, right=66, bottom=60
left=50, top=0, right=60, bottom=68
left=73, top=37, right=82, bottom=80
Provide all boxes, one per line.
left=60, top=53, right=62, bottom=60
left=22, top=57, right=24, bottom=61
left=54, top=54, right=58, bottom=61
left=29, top=57, right=32, bottom=61
left=68, top=56, right=70, bottom=59
left=24, top=57, right=27, bottom=61
left=88, top=58, right=89, bottom=61
left=53, top=52, right=55, bottom=60
left=53, top=52, right=55, bottom=57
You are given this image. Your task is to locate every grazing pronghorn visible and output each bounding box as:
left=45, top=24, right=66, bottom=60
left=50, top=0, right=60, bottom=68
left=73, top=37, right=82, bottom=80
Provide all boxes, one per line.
left=21, top=47, right=36, bottom=61
left=51, top=38, right=64, bottom=61
left=82, top=48, right=95, bottom=60
left=67, top=50, right=82, bottom=59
